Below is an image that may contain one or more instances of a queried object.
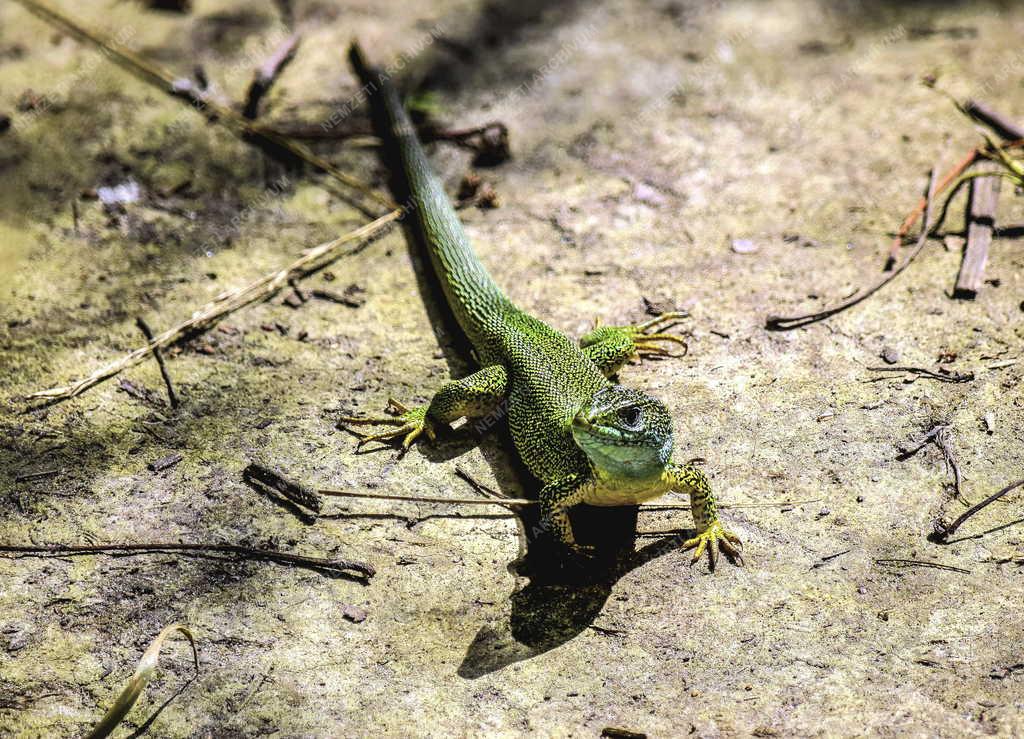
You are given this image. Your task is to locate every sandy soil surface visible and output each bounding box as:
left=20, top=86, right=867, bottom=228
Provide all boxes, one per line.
left=1, top=0, right=1023, bottom=736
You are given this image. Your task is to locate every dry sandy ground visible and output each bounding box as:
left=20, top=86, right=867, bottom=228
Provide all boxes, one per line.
left=1, top=0, right=1023, bottom=736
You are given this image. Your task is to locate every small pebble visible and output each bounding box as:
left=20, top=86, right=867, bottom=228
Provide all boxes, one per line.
left=148, top=453, right=183, bottom=473
left=633, top=182, right=666, bottom=206
left=881, top=347, right=900, bottom=364
left=731, top=238, right=759, bottom=254
left=341, top=604, right=367, bottom=623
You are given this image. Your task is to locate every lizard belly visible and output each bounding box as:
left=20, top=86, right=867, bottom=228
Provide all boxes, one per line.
left=583, top=476, right=667, bottom=507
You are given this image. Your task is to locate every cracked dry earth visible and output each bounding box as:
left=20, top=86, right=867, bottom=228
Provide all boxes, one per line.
left=2, top=0, right=1024, bottom=736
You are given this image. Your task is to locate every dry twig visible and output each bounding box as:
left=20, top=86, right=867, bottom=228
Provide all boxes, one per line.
left=767, top=168, right=939, bottom=330
left=867, top=365, right=974, bottom=383
left=135, top=317, right=179, bottom=408
left=897, top=423, right=967, bottom=505
left=26, top=209, right=401, bottom=405
left=243, top=33, right=301, bottom=120
left=961, top=99, right=1024, bottom=141
left=875, top=558, right=970, bottom=574
left=0, top=541, right=375, bottom=579
left=933, top=478, right=1024, bottom=541
left=11, top=0, right=393, bottom=212
left=243, top=462, right=322, bottom=512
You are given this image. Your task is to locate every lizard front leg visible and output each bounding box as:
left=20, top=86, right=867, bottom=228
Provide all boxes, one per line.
left=662, top=461, right=743, bottom=569
left=339, top=365, right=508, bottom=449
left=580, top=312, right=688, bottom=377
left=537, top=473, right=592, bottom=555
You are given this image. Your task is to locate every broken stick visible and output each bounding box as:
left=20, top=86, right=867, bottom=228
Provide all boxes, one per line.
left=136, top=316, right=180, bottom=408
left=954, top=161, right=1000, bottom=299
left=26, top=209, right=401, bottom=405
left=962, top=99, right=1024, bottom=142
left=243, top=33, right=301, bottom=120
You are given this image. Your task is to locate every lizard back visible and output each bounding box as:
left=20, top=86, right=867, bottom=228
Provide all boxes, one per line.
left=350, top=46, right=508, bottom=349
left=351, top=45, right=609, bottom=482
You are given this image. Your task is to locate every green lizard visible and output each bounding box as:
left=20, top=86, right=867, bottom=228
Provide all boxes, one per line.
left=341, top=43, right=742, bottom=569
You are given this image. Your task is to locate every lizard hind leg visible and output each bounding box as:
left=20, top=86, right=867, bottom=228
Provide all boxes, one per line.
left=338, top=365, right=508, bottom=451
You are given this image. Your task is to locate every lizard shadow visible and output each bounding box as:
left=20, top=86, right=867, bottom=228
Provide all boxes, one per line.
left=457, top=514, right=692, bottom=679
left=387, top=205, right=692, bottom=681
left=360, top=78, right=691, bottom=681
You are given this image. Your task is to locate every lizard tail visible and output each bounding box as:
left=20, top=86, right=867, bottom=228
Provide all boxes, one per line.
left=348, top=41, right=509, bottom=340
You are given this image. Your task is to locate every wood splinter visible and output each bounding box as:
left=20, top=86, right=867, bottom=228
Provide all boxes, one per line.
left=954, top=161, right=1001, bottom=299
left=243, top=33, right=301, bottom=120
left=136, top=316, right=180, bottom=408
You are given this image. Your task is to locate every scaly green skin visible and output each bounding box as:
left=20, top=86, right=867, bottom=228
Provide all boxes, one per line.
left=343, top=44, right=742, bottom=568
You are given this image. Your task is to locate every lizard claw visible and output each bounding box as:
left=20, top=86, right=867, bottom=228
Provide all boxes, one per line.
left=567, top=542, right=597, bottom=559
left=338, top=399, right=437, bottom=450
left=633, top=332, right=689, bottom=358
left=681, top=521, right=743, bottom=571
left=635, top=310, right=688, bottom=332
left=563, top=542, right=599, bottom=573
left=632, top=311, right=689, bottom=358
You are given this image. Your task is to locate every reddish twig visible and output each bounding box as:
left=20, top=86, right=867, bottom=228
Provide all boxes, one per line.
left=767, top=168, right=938, bottom=330
left=884, top=148, right=979, bottom=269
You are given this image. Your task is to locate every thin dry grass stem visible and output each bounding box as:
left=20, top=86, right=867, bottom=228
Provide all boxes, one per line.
left=319, top=488, right=534, bottom=506
left=85, top=624, right=198, bottom=739
left=767, top=167, right=939, bottom=330
left=11, top=0, right=395, bottom=212
left=27, top=209, right=401, bottom=404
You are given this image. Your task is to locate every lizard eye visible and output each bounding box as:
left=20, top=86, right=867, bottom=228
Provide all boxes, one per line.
left=617, top=405, right=642, bottom=429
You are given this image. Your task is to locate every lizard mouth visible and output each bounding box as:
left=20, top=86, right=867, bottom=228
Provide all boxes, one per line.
left=571, top=411, right=626, bottom=444
left=571, top=409, right=595, bottom=430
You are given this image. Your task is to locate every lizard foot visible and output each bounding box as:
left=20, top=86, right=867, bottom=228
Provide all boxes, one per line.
left=586, top=311, right=689, bottom=360
left=338, top=399, right=437, bottom=450
left=681, top=521, right=743, bottom=570
left=561, top=542, right=601, bottom=577
left=630, top=311, right=689, bottom=359
left=567, top=542, right=597, bottom=560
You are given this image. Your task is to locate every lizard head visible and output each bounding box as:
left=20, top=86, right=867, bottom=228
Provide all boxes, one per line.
left=570, top=385, right=673, bottom=480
